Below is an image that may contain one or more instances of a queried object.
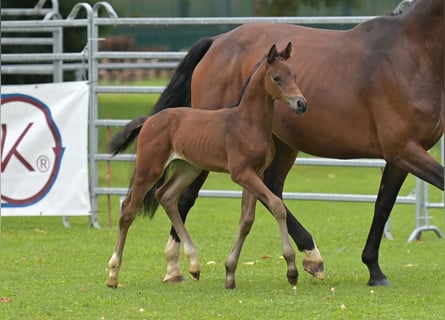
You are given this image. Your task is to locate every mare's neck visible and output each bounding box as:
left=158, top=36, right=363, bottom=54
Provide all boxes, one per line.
left=399, top=0, right=443, bottom=50
left=235, top=62, right=275, bottom=130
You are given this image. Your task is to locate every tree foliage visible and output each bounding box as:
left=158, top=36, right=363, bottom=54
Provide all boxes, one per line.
left=254, top=0, right=362, bottom=16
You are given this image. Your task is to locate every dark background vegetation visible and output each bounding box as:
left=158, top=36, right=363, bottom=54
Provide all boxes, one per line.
left=2, top=0, right=400, bottom=84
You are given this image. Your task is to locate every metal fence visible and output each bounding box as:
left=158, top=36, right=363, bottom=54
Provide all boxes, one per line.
left=1, top=1, right=443, bottom=240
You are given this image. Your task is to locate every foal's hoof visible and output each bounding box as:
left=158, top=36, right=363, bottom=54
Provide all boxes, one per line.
left=287, top=270, right=299, bottom=286
left=107, top=281, right=117, bottom=289
left=163, top=274, right=185, bottom=283
left=367, top=277, right=391, bottom=287
left=189, top=271, right=201, bottom=281
left=303, top=260, right=325, bottom=279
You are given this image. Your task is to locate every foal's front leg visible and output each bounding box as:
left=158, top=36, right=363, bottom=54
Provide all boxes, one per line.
left=225, top=188, right=257, bottom=289
left=264, top=138, right=324, bottom=279
left=233, top=169, right=298, bottom=286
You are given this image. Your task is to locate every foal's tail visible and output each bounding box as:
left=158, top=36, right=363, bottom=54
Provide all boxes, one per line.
left=108, top=116, right=147, bottom=156
left=109, top=37, right=214, bottom=217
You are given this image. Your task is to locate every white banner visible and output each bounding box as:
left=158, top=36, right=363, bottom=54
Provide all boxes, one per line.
left=1, top=81, right=91, bottom=216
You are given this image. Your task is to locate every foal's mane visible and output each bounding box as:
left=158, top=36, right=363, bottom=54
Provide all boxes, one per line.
left=226, top=55, right=266, bottom=108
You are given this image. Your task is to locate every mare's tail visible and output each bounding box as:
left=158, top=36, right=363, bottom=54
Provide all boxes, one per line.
left=109, top=37, right=214, bottom=218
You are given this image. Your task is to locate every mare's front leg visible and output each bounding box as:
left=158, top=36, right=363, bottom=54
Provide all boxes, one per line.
left=156, top=161, right=203, bottom=281
left=232, top=168, right=298, bottom=286
left=163, top=171, right=209, bottom=282
left=225, top=188, right=257, bottom=289
left=264, top=137, right=324, bottom=278
left=362, top=163, right=408, bottom=286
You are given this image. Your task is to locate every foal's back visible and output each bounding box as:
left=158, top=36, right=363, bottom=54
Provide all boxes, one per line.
left=140, top=107, right=233, bottom=172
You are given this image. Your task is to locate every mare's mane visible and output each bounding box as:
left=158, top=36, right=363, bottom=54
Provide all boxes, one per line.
left=226, top=55, right=266, bottom=108
left=389, top=0, right=417, bottom=16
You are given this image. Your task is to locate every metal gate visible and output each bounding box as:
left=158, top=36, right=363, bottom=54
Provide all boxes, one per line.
left=1, top=0, right=443, bottom=240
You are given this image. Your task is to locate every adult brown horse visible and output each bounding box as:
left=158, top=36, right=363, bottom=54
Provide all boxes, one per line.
left=107, top=43, right=309, bottom=289
left=117, top=0, right=444, bottom=286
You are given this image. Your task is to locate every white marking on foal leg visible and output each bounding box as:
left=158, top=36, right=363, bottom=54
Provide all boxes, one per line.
left=163, top=235, right=184, bottom=282
left=106, top=252, right=121, bottom=287
left=184, top=242, right=200, bottom=281
left=303, top=241, right=325, bottom=279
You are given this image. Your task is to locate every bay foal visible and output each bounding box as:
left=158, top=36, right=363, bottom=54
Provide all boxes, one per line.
left=106, top=42, right=308, bottom=289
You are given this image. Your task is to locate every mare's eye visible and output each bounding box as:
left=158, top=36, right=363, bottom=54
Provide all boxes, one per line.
left=272, top=73, right=281, bottom=82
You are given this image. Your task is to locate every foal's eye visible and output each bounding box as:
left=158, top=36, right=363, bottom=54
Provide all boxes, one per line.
left=272, top=74, right=281, bottom=82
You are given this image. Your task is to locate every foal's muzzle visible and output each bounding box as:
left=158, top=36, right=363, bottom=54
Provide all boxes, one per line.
left=288, top=96, right=308, bottom=115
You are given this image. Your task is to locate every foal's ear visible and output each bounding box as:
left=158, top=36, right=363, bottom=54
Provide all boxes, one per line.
left=267, top=44, right=278, bottom=64
left=280, top=42, right=292, bottom=60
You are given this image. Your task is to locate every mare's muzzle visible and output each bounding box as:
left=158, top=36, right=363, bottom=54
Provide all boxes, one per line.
left=288, top=96, right=308, bottom=115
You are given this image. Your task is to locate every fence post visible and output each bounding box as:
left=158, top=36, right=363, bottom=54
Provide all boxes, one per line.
left=407, top=136, right=444, bottom=241
left=66, top=2, right=101, bottom=228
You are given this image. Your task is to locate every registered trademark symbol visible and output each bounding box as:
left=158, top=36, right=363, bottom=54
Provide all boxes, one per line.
left=36, top=155, right=50, bottom=172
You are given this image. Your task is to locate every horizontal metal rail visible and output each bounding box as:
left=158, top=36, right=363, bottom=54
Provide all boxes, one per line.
left=95, top=51, right=186, bottom=60
left=1, top=8, right=54, bottom=16
left=98, top=62, right=178, bottom=70
left=95, top=85, right=165, bottom=94
left=94, top=16, right=375, bottom=26
left=97, top=151, right=387, bottom=168
left=94, top=187, right=416, bottom=204
left=3, top=1, right=441, bottom=237
left=1, top=16, right=373, bottom=30
left=1, top=37, right=54, bottom=45
left=1, top=19, right=89, bottom=29
left=1, top=52, right=86, bottom=62
left=1, top=63, right=85, bottom=73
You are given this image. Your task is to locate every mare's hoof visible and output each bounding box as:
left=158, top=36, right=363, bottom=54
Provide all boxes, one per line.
left=367, top=277, right=391, bottom=286
left=189, top=271, right=201, bottom=281
left=287, top=271, right=299, bottom=286
left=225, top=281, right=236, bottom=289
left=163, top=275, right=185, bottom=283
left=303, top=261, right=325, bottom=279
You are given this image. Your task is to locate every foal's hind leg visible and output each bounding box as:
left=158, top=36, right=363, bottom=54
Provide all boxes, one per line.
left=225, top=188, right=257, bottom=289
left=107, top=152, right=165, bottom=288
left=156, top=161, right=203, bottom=282
left=106, top=174, right=156, bottom=288
left=232, top=169, right=298, bottom=286
left=106, top=194, right=139, bottom=288
left=164, top=171, right=210, bottom=282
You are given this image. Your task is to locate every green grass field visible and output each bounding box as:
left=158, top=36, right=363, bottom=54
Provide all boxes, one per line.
left=1, top=81, right=444, bottom=319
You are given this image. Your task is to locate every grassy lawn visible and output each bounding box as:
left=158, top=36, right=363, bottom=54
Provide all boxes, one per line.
left=1, top=187, right=444, bottom=319
left=1, top=80, right=444, bottom=319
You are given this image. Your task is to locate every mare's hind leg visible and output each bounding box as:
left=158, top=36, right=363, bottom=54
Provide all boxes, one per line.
left=363, top=143, right=444, bottom=286
left=225, top=188, right=257, bottom=289
left=362, top=163, right=408, bottom=286
left=394, top=141, right=444, bottom=190
left=164, top=171, right=210, bottom=282
left=264, top=137, right=324, bottom=278
left=232, top=168, right=298, bottom=286
left=156, top=161, right=203, bottom=282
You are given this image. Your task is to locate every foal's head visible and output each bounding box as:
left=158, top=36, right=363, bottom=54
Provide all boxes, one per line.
left=265, top=42, right=307, bottom=115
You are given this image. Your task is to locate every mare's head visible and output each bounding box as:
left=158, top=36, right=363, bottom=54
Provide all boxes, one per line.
left=265, top=42, right=307, bottom=115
